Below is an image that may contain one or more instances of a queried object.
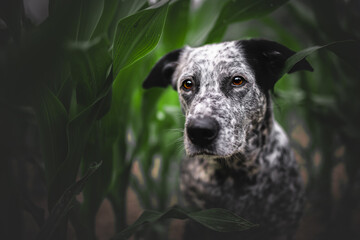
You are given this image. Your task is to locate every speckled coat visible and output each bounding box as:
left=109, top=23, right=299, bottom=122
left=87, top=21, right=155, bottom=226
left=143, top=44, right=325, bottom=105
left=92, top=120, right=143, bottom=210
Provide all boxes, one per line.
left=143, top=39, right=313, bottom=239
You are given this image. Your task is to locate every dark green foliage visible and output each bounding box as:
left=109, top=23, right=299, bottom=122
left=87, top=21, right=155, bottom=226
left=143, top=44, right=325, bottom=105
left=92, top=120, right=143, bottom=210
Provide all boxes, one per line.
left=1, top=0, right=359, bottom=240
left=206, top=0, right=289, bottom=43
left=113, top=206, right=257, bottom=240
left=113, top=0, right=169, bottom=74
left=36, top=162, right=102, bottom=240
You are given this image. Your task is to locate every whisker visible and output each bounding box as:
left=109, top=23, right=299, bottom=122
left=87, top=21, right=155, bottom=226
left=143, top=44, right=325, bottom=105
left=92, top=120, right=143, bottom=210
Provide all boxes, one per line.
left=165, top=135, right=184, bottom=148
left=166, top=128, right=184, bottom=133
left=174, top=142, right=186, bottom=155
left=171, top=112, right=186, bottom=120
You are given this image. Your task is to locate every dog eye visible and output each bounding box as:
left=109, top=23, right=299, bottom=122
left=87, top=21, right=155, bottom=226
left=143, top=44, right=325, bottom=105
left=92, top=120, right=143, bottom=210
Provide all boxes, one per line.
left=182, top=79, right=194, bottom=90
left=231, top=76, right=246, bottom=86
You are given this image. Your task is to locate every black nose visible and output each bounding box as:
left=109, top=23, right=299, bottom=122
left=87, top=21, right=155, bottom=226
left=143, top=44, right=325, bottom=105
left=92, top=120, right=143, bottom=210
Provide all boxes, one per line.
left=186, top=117, right=220, bottom=146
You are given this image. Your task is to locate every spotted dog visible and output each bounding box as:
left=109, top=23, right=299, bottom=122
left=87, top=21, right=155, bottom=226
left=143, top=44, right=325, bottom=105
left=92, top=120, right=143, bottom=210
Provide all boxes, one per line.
left=143, top=39, right=313, bottom=239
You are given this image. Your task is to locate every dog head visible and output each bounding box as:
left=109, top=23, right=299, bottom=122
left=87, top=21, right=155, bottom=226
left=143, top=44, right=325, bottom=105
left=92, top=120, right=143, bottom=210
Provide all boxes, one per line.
left=143, top=39, right=312, bottom=158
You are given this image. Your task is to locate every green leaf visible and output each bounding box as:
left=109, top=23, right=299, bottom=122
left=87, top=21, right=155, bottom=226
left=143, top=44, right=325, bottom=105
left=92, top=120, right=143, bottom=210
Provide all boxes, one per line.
left=188, top=208, right=255, bottom=232
left=281, top=40, right=358, bottom=77
left=91, top=0, right=121, bottom=40
left=186, top=0, right=227, bottom=46
left=112, top=0, right=169, bottom=75
left=281, top=45, right=323, bottom=76
left=67, top=37, right=112, bottom=106
left=73, top=0, right=104, bottom=41
left=35, top=89, right=68, bottom=185
left=92, top=0, right=147, bottom=40
left=135, top=88, right=166, bottom=170
left=76, top=86, right=119, bottom=234
left=205, top=0, right=289, bottom=43
left=36, top=162, right=102, bottom=240
left=77, top=122, right=115, bottom=238
left=104, top=57, right=153, bottom=170
left=104, top=58, right=156, bottom=230
left=108, top=0, right=147, bottom=42
left=161, top=0, right=190, bottom=50
left=111, top=206, right=257, bottom=240
left=48, top=70, right=114, bottom=209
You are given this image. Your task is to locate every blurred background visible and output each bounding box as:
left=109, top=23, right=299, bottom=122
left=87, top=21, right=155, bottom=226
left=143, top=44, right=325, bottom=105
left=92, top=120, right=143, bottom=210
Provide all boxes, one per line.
left=1, top=0, right=360, bottom=239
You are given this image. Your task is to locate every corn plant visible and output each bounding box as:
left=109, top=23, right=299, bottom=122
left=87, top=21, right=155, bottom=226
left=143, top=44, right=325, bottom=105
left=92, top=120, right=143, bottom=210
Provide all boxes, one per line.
left=1, top=0, right=359, bottom=240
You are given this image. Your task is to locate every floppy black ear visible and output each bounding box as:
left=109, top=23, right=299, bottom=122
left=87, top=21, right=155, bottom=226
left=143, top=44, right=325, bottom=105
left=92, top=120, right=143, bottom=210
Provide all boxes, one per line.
left=143, top=48, right=183, bottom=89
left=239, top=39, right=313, bottom=91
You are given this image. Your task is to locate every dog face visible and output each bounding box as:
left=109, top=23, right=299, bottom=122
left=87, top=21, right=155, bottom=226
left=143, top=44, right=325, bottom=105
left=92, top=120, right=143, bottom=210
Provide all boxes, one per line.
left=143, top=39, right=312, bottom=158
left=173, top=42, right=268, bottom=157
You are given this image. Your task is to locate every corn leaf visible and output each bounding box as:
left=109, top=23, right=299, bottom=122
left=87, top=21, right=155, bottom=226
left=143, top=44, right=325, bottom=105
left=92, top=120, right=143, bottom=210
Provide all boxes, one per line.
left=36, top=162, right=102, bottom=240
left=77, top=122, right=114, bottom=236
left=35, top=89, right=69, bottom=185
left=281, top=40, right=359, bottom=77
left=73, top=0, right=104, bottom=41
left=48, top=69, right=113, bottom=209
left=205, top=0, right=289, bottom=43
left=161, top=0, right=190, bottom=51
left=92, top=0, right=147, bottom=40
left=112, top=206, right=257, bottom=240
left=186, top=0, right=226, bottom=46
left=68, top=37, right=112, bottom=107
left=112, top=0, right=169, bottom=75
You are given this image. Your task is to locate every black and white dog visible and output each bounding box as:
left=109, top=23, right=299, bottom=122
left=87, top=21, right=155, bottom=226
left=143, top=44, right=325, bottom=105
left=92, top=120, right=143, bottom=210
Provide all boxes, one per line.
left=143, top=39, right=313, bottom=239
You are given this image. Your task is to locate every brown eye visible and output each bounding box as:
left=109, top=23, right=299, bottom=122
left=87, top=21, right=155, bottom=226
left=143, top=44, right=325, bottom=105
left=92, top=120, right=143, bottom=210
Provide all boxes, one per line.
left=232, top=76, right=245, bottom=86
left=182, top=79, right=194, bottom=90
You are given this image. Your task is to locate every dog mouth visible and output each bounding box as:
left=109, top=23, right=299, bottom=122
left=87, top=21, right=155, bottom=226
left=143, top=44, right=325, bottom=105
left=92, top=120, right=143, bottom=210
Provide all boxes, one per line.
left=188, top=150, right=217, bottom=157
left=187, top=147, right=236, bottom=159
left=186, top=143, right=245, bottom=159
left=185, top=139, right=235, bottom=158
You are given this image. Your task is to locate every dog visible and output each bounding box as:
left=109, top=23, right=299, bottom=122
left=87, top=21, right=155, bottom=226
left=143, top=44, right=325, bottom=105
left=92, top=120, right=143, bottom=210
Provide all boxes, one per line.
left=143, top=39, right=313, bottom=239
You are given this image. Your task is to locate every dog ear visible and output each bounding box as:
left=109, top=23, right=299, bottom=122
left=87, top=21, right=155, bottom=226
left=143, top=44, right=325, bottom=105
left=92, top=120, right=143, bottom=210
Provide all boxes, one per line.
left=239, top=39, right=313, bottom=91
left=143, top=48, right=183, bottom=89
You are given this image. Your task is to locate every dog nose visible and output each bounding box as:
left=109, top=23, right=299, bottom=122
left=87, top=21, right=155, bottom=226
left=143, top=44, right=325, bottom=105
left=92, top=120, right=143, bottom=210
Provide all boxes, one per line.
left=187, top=117, right=219, bottom=146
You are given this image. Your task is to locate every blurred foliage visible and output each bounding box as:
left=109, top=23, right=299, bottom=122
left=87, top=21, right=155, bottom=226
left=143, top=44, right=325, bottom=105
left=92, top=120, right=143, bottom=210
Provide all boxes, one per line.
left=0, top=0, right=360, bottom=240
left=113, top=206, right=257, bottom=240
